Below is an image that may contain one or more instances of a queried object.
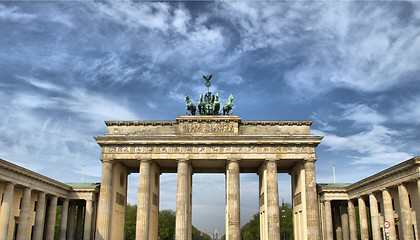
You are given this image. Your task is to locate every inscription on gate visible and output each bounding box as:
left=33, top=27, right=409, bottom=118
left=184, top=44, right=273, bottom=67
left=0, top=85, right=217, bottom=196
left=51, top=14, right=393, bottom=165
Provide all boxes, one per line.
left=104, top=145, right=315, bottom=156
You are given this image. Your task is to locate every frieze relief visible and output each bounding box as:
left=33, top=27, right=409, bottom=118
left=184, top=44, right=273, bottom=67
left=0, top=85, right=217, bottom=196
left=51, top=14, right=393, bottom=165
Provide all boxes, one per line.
left=104, top=145, right=315, bottom=155
left=182, top=122, right=235, bottom=133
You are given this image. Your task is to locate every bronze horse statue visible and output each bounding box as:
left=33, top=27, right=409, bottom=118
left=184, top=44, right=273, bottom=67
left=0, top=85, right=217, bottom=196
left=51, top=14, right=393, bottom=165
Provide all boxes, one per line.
left=223, top=94, right=234, bottom=115
left=198, top=93, right=205, bottom=115
left=214, top=92, right=220, bottom=115
left=185, top=94, right=196, bottom=115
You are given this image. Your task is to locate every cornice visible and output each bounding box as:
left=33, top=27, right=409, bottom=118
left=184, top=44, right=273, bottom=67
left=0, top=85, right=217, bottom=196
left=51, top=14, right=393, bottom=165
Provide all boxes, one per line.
left=105, top=121, right=174, bottom=126
left=0, top=158, right=71, bottom=191
left=345, top=157, right=419, bottom=192
left=241, top=121, right=313, bottom=126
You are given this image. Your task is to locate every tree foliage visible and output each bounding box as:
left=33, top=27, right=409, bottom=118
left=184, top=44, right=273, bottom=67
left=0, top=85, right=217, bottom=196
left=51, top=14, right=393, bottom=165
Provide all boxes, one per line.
left=125, top=204, right=137, bottom=240
left=223, top=203, right=294, bottom=240
left=125, top=206, right=211, bottom=240
left=158, top=209, right=176, bottom=240
left=279, top=203, right=293, bottom=240
left=241, top=213, right=260, bottom=240
left=192, top=226, right=212, bottom=240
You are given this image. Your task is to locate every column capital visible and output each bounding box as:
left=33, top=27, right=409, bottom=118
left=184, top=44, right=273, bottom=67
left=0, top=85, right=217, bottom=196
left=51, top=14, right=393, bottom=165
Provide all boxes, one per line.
left=139, top=158, right=152, bottom=163
left=265, top=157, right=279, bottom=163
left=4, top=181, right=15, bottom=186
left=357, top=195, right=366, bottom=200
left=304, top=158, right=318, bottom=163
left=226, top=158, right=240, bottom=163
left=136, top=155, right=152, bottom=161
left=100, top=158, right=113, bottom=163
left=176, top=158, right=190, bottom=164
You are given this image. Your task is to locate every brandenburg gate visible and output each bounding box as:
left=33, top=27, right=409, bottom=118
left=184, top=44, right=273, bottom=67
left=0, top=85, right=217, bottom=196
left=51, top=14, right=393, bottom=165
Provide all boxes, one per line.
left=93, top=115, right=323, bottom=240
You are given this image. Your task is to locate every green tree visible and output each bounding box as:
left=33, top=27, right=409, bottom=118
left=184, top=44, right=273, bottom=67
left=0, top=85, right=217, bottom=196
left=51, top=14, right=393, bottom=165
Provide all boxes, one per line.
left=125, top=204, right=137, bottom=240
left=192, top=226, right=212, bottom=240
left=241, top=213, right=260, bottom=240
left=279, top=203, right=293, bottom=240
left=238, top=203, right=294, bottom=240
left=158, top=209, right=176, bottom=240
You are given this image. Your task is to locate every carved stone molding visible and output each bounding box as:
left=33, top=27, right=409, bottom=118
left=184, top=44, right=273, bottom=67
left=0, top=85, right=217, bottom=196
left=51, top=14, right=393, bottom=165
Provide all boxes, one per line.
left=103, top=144, right=316, bottom=155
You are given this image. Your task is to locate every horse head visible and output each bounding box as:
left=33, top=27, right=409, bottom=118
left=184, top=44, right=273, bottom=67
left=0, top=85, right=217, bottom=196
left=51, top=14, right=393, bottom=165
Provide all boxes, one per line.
left=229, top=94, right=234, bottom=102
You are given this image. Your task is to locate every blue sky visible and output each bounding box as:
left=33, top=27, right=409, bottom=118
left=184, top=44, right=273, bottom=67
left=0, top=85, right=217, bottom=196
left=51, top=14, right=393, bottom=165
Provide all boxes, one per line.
left=1, top=1, right=419, bottom=236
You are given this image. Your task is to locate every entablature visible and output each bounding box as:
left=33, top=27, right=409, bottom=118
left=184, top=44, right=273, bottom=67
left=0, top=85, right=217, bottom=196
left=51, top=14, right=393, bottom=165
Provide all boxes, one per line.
left=0, top=158, right=70, bottom=198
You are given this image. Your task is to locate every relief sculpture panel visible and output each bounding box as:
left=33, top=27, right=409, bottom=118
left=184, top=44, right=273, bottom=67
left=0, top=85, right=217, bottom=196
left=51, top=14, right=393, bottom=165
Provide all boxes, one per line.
left=182, top=122, right=235, bottom=133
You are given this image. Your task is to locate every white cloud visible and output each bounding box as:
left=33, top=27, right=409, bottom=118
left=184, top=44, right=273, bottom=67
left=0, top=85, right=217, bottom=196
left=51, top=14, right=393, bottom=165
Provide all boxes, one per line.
left=350, top=152, right=413, bottom=165
left=17, top=75, right=63, bottom=92
left=339, top=103, right=387, bottom=125
left=314, top=125, right=413, bottom=166
left=0, top=4, right=35, bottom=21
left=275, top=3, right=420, bottom=96
left=12, top=93, right=58, bottom=110
left=64, top=89, right=139, bottom=124
left=94, top=2, right=174, bottom=32
left=172, top=8, right=191, bottom=34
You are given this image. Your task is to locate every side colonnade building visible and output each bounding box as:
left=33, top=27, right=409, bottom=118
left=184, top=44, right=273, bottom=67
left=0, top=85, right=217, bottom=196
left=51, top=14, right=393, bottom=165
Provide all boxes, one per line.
left=318, top=156, right=420, bottom=240
left=0, top=159, right=99, bottom=240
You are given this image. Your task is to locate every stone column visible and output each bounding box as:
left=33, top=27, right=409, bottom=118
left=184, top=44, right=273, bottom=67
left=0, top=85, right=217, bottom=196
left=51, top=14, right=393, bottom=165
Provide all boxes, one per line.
left=16, top=187, right=31, bottom=240
left=340, top=203, right=350, bottom=240
left=96, top=160, right=113, bottom=240
left=0, top=182, right=14, bottom=240
left=382, top=188, right=397, bottom=239
left=304, top=160, right=320, bottom=240
left=266, top=160, right=280, bottom=240
left=226, top=160, right=240, bottom=240
left=369, top=193, right=381, bottom=240
left=59, top=198, right=69, bottom=240
left=175, top=159, right=191, bottom=240
left=76, top=203, right=84, bottom=240
left=323, top=200, right=333, bottom=240
left=333, top=205, right=343, bottom=240
left=347, top=200, right=357, bottom=240
left=358, top=197, right=369, bottom=240
left=33, top=192, right=46, bottom=240
left=188, top=165, right=193, bottom=240
left=398, top=183, right=414, bottom=240
left=68, top=201, right=77, bottom=240
left=136, top=159, right=151, bottom=240
left=84, top=200, right=94, bottom=240
left=45, top=196, right=58, bottom=240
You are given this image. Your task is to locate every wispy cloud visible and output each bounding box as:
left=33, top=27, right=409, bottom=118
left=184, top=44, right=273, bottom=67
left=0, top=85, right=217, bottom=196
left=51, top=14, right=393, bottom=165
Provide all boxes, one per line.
left=314, top=123, right=413, bottom=166
left=0, top=4, right=35, bottom=21
left=339, top=103, right=387, bottom=125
